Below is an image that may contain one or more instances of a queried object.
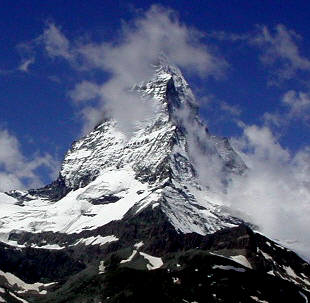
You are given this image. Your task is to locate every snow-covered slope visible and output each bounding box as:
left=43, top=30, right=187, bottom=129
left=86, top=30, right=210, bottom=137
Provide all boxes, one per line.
left=1, top=59, right=245, bottom=242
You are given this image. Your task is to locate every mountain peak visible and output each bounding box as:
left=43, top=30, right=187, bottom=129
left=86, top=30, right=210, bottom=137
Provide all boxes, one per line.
left=155, top=53, right=183, bottom=77
left=1, top=59, right=310, bottom=303
left=3, top=61, right=246, bottom=237
left=135, top=55, right=199, bottom=123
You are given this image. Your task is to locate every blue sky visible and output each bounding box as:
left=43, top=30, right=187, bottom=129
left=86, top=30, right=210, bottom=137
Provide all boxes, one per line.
left=1, top=1, right=310, bottom=257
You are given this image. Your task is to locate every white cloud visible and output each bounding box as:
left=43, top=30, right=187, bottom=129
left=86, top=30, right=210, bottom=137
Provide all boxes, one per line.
left=252, top=24, right=310, bottom=83
left=41, top=22, right=72, bottom=60
left=75, top=5, right=227, bottom=78
left=0, top=129, right=58, bottom=192
left=68, top=81, right=102, bottom=103
left=40, top=5, right=227, bottom=134
left=226, top=125, right=310, bottom=259
left=18, top=57, right=34, bottom=72
left=220, top=101, right=242, bottom=116
left=282, top=90, right=310, bottom=120
left=173, top=105, right=227, bottom=191
left=208, top=24, right=310, bottom=85
left=262, top=112, right=283, bottom=128
left=0, top=172, right=24, bottom=192
left=262, top=90, right=310, bottom=128
left=79, top=106, right=106, bottom=135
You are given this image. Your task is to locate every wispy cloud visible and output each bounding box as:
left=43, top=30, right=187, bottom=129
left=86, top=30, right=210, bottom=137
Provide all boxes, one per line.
left=252, top=24, right=310, bottom=84
left=220, top=101, right=242, bottom=116
left=262, top=111, right=284, bottom=128
left=263, top=90, right=310, bottom=128
left=18, top=57, right=34, bottom=72
left=41, top=22, right=72, bottom=60
left=36, top=5, right=227, bottom=134
left=209, top=24, right=310, bottom=85
left=208, top=30, right=249, bottom=42
left=282, top=90, right=310, bottom=121
left=0, top=129, right=59, bottom=191
left=68, top=81, right=102, bottom=102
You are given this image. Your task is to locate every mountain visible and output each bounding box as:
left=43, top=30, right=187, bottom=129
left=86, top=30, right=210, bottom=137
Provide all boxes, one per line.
left=0, top=58, right=309, bottom=303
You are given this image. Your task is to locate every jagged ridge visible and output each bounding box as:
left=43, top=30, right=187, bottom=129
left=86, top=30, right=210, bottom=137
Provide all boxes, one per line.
left=3, top=58, right=246, bottom=238
left=0, top=58, right=309, bottom=302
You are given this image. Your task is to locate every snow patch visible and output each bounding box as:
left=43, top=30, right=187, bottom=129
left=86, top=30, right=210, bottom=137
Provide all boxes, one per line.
left=120, top=250, right=137, bottom=264
left=9, top=292, right=28, bottom=303
left=283, top=265, right=298, bottom=279
left=0, top=168, right=150, bottom=235
left=250, top=296, right=269, bottom=303
left=0, top=240, right=64, bottom=250
left=279, top=266, right=310, bottom=287
left=260, top=250, right=273, bottom=261
left=212, top=265, right=246, bottom=272
left=230, top=255, right=252, bottom=269
left=134, top=242, right=144, bottom=250
left=0, top=270, right=54, bottom=295
left=76, top=235, right=118, bottom=246
left=139, top=252, right=163, bottom=270
left=98, top=261, right=105, bottom=274
left=36, top=244, right=64, bottom=250
left=152, top=202, right=160, bottom=209
left=273, top=242, right=286, bottom=250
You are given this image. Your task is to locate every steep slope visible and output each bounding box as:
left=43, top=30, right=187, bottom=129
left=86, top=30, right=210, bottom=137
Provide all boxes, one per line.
left=2, top=58, right=245, bottom=240
left=0, top=59, right=309, bottom=302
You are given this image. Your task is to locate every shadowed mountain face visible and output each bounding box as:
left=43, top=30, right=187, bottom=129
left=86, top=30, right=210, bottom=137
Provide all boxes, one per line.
left=0, top=60, right=309, bottom=303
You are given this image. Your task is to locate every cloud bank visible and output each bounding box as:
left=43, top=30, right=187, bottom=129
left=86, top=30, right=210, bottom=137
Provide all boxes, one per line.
left=226, top=125, right=310, bottom=259
left=206, top=25, right=310, bottom=258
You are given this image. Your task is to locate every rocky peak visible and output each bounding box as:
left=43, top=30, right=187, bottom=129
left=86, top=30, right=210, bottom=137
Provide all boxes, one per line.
left=42, top=60, right=246, bottom=236
left=136, top=56, right=198, bottom=121
left=58, top=58, right=244, bottom=193
left=3, top=60, right=246, bottom=238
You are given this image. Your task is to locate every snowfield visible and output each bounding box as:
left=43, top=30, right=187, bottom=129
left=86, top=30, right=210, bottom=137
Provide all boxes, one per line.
left=0, top=60, right=244, bottom=247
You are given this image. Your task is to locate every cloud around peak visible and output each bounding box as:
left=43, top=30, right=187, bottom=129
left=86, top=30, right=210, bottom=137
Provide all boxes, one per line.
left=36, top=5, right=228, bottom=134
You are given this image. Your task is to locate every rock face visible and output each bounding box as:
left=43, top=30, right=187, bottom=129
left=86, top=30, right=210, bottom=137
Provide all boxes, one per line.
left=0, top=59, right=309, bottom=302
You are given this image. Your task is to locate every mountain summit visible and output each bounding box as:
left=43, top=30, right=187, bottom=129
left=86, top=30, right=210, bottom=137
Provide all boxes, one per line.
left=0, top=60, right=309, bottom=302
